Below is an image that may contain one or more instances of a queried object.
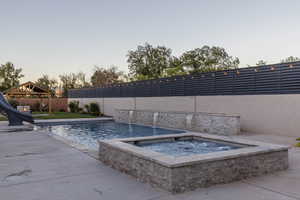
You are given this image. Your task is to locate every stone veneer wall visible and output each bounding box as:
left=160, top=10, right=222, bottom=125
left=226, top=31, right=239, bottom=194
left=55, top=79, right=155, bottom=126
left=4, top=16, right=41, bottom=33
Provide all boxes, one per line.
left=170, top=151, right=288, bottom=193
left=98, top=137, right=289, bottom=193
left=99, top=142, right=172, bottom=191
left=115, top=109, right=240, bottom=136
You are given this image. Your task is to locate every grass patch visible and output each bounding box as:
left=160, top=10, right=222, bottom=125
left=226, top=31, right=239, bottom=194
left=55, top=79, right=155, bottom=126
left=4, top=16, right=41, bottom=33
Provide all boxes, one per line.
left=295, top=142, right=300, bottom=147
left=296, top=138, right=300, bottom=141
left=34, top=112, right=97, bottom=120
left=0, top=112, right=98, bottom=121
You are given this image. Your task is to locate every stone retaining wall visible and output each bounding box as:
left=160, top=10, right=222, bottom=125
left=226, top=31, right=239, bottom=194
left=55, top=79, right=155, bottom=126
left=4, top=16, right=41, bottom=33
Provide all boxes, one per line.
left=115, top=109, right=240, bottom=136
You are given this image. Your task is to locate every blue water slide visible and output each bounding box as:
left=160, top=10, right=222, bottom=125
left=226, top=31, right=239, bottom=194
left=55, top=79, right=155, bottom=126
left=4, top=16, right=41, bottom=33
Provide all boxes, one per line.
left=0, top=93, right=34, bottom=126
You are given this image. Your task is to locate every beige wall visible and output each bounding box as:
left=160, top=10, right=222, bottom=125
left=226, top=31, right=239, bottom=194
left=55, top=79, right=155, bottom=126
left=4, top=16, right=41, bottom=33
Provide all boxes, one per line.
left=195, top=95, right=300, bottom=137
left=136, top=96, right=195, bottom=112
left=103, top=98, right=135, bottom=116
left=69, top=94, right=300, bottom=137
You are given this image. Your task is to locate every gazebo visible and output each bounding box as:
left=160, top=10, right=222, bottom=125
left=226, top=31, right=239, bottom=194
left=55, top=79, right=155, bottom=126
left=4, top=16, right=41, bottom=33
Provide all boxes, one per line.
left=4, top=81, right=52, bottom=113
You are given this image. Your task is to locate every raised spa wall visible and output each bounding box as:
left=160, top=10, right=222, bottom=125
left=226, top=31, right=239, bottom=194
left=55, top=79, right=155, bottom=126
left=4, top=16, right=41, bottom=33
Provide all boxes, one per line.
left=114, top=109, right=240, bottom=136
left=98, top=133, right=289, bottom=193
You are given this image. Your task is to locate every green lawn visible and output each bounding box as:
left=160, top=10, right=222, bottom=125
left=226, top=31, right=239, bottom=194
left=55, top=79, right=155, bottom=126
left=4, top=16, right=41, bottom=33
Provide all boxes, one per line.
left=0, top=112, right=98, bottom=121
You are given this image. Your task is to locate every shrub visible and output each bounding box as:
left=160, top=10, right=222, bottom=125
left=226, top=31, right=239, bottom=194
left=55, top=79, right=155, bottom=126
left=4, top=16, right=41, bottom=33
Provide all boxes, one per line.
left=59, top=108, right=66, bottom=112
left=89, top=102, right=100, bottom=116
left=84, top=104, right=90, bottom=113
left=68, top=101, right=80, bottom=113
left=295, top=142, right=300, bottom=147
left=8, top=99, right=19, bottom=108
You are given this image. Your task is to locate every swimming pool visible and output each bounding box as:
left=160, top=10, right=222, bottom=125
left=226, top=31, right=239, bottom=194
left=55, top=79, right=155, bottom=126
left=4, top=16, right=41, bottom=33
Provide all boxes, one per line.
left=36, top=121, right=184, bottom=150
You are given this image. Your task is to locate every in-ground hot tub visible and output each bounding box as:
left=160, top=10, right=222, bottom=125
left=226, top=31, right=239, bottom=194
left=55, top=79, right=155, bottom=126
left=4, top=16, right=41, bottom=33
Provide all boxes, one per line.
left=98, top=132, right=288, bottom=193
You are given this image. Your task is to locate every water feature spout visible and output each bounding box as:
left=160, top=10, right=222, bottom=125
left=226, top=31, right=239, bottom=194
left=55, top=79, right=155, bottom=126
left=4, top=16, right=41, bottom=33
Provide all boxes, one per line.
left=186, top=114, right=193, bottom=130
left=129, top=110, right=134, bottom=124
left=153, top=112, right=159, bottom=127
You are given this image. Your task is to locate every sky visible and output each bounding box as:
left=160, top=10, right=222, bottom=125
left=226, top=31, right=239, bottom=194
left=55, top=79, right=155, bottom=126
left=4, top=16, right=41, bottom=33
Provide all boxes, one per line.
left=1, top=0, right=300, bottom=82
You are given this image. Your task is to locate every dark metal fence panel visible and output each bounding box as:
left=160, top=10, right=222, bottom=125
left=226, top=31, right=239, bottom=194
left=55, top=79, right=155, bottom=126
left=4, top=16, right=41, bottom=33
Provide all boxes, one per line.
left=183, top=74, right=200, bottom=96
left=254, top=65, right=281, bottom=94
left=151, top=80, right=160, bottom=97
left=159, top=78, right=170, bottom=96
left=68, top=61, right=300, bottom=98
left=142, top=80, right=153, bottom=97
left=172, top=76, right=185, bottom=96
left=134, top=80, right=150, bottom=97
left=183, top=75, right=196, bottom=96
left=233, top=67, right=256, bottom=95
left=88, top=88, right=97, bottom=98
left=120, top=84, right=128, bottom=97
left=95, top=87, right=103, bottom=98
left=196, top=72, right=216, bottom=95
left=279, top=64, right=300, bottom=94
left=102, top=87, right=110, bottom=98
left=215, top=70, right=234, bottom=95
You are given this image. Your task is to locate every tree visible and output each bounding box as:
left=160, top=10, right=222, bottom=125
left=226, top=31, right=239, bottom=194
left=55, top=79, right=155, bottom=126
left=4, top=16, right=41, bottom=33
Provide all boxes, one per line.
left=0, top=62, right=24, bottom=91
left=59, top=72, right=89, bottom=97
left=162, top=57, right=187, bottom=77
left=256, top=60, right=267, bottom=66
left=180, top=46, right=240, bottom=73
left=76, top=72, right=90, bottom=88
left=281, top=56, right=300, bottom=63
left=127, top=43, right=172, bottom=80
left=35, top=75, right=58, bottom=96
left=91, top=66, right=124, bottom=87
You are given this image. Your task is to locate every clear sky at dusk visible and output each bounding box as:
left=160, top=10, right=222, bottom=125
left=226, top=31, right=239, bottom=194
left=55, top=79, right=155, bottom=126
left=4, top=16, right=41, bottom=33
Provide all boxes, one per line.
left=1, top=0, right=300, bottom=81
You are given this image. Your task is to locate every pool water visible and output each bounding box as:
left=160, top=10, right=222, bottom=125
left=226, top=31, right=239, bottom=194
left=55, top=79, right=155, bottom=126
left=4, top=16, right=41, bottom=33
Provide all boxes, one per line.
left=36, top=121, right=184, bottom=150
left=136, top=139, right=241, bottom=157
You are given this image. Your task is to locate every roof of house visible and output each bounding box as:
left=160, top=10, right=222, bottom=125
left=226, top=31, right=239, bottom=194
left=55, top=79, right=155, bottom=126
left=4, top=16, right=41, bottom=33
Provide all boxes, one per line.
left=4, top=81, right=50, bottom=97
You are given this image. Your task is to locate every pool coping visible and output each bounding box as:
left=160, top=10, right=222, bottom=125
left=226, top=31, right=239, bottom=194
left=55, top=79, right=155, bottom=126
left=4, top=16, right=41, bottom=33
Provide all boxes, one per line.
left=34, top=117, right=113, bottom=125
left=98, top=132, right=289, bottom=168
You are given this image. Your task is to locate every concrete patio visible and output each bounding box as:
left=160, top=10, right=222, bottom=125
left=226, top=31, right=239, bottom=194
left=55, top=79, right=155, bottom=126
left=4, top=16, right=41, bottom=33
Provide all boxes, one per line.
left=0, top=126, right=299, bottom=200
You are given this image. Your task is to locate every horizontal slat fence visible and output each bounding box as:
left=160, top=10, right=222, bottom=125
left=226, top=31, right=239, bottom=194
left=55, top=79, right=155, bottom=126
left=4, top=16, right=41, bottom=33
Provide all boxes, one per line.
left=69, top=62, right=300, bottom=98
